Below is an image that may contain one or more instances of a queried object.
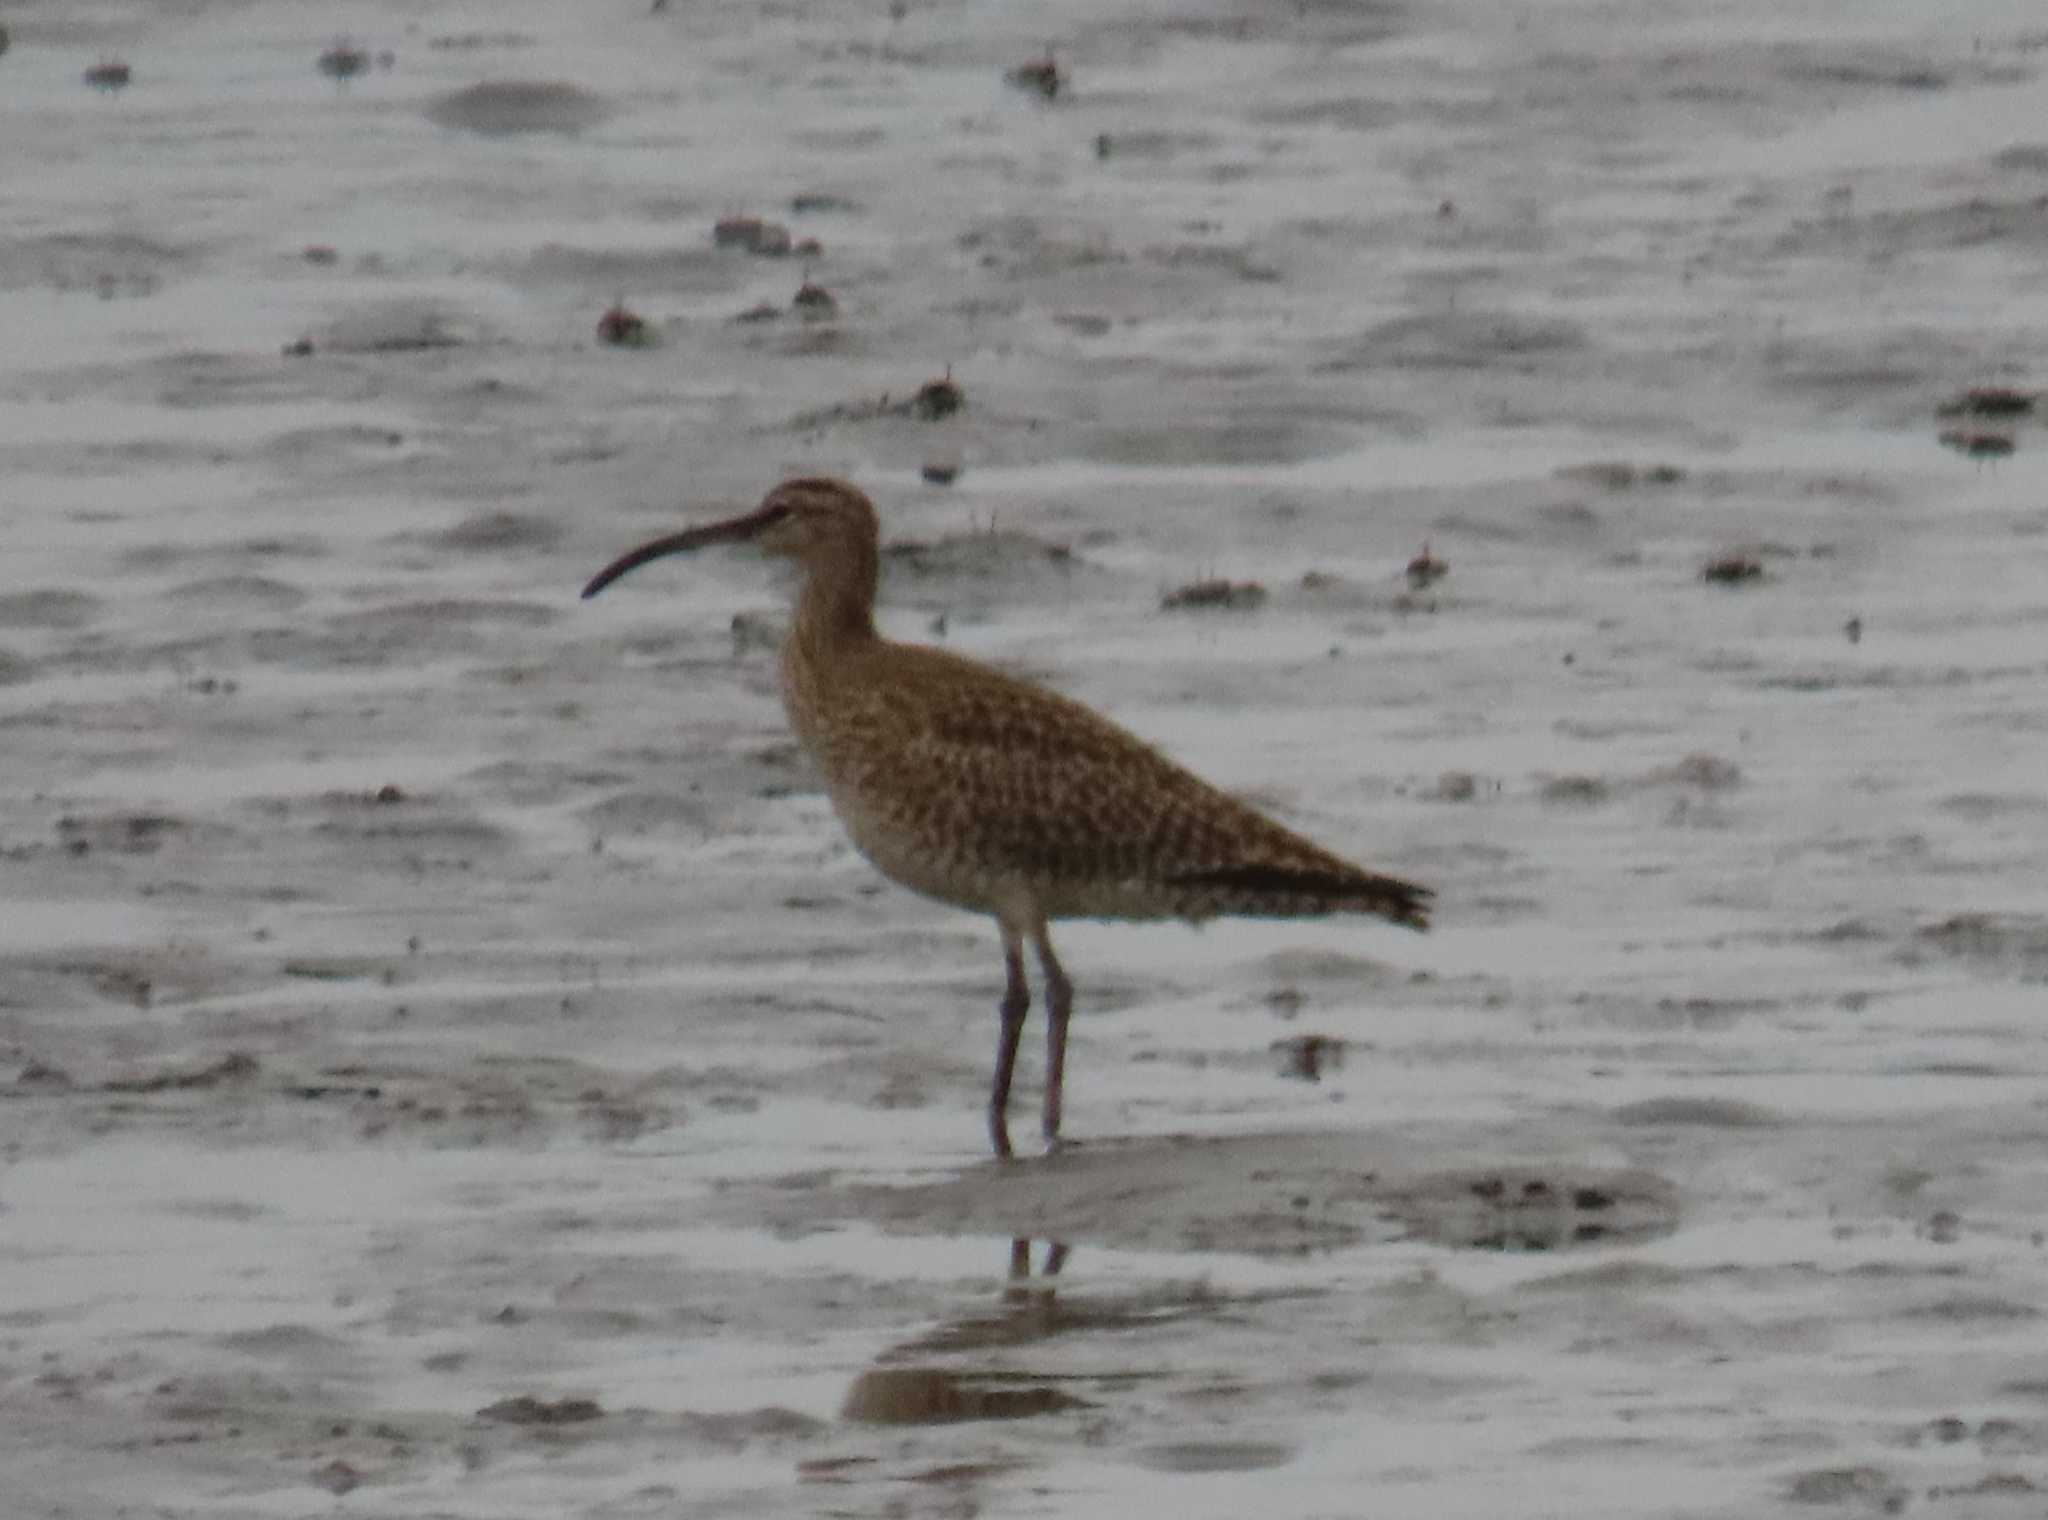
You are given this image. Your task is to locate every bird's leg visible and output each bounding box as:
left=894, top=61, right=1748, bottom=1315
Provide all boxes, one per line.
left=988, top=928, right=1030, bottom=1159
left=1032, top=927, right=1073, bottom=1147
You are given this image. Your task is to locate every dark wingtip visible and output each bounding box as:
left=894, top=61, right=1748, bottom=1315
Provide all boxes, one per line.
left=1374, top=880, right=1433, bottom=932
left=1166, top=864, right=1434, bottom=930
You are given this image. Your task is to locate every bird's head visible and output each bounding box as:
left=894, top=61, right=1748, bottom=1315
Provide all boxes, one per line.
left=581, top=477, right=880, bottom=599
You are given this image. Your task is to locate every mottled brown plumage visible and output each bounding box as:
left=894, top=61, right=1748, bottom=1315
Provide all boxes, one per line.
left=584, top=477, right=1431, bottom=1156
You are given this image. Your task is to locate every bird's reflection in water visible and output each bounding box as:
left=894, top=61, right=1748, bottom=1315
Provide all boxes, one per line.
left=838, top=1239, right=1089, bottom=1425
left=903, top=1239, right=1080, bottom=1355
left=987, top=1237, right=1073, bottom=1341
left=1003, top=1237, right=1070, bottom=1300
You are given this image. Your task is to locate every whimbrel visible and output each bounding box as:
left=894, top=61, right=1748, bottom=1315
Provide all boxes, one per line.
left=583, top=478, right=1432, bottom=1156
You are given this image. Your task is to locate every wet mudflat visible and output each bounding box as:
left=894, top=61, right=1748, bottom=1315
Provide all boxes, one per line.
left=4, top=0, right=2048, bottom=1515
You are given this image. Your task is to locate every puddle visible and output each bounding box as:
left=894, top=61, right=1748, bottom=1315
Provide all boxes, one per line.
left=838, top=1236, right=1260, bottom=1425
left=1136, top=1440, right=1297, bottom=1473
left=799, top=1452, right=1026, bottom=1486
left=892, top=1236, right=1283, bottom=1355
left=839, top=1367, right=1091, bottom=1425
left=1382, top=1166, right=1680, bottom=1253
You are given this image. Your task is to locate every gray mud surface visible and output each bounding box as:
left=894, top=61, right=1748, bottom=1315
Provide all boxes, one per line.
left=5, top=1, right=2047, bottom=1515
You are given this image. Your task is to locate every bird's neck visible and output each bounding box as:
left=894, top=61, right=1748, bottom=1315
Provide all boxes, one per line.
left=780, top=554, right=879, bottom=764
left=787, top=548, right=879, bottom=667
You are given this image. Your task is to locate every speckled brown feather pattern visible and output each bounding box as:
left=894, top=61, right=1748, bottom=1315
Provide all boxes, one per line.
left=790, top=636, right=1431, bottom=929
left=747, top=477, right=1432, bottom=934
left=583, top=475, right=1430, bottom=1155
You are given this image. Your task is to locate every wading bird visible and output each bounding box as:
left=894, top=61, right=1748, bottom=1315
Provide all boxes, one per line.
left=583, top=478, right=1431, bottom=1156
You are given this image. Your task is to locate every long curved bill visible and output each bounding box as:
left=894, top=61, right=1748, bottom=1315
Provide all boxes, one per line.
left=580, top=501, right=789, bottom=599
